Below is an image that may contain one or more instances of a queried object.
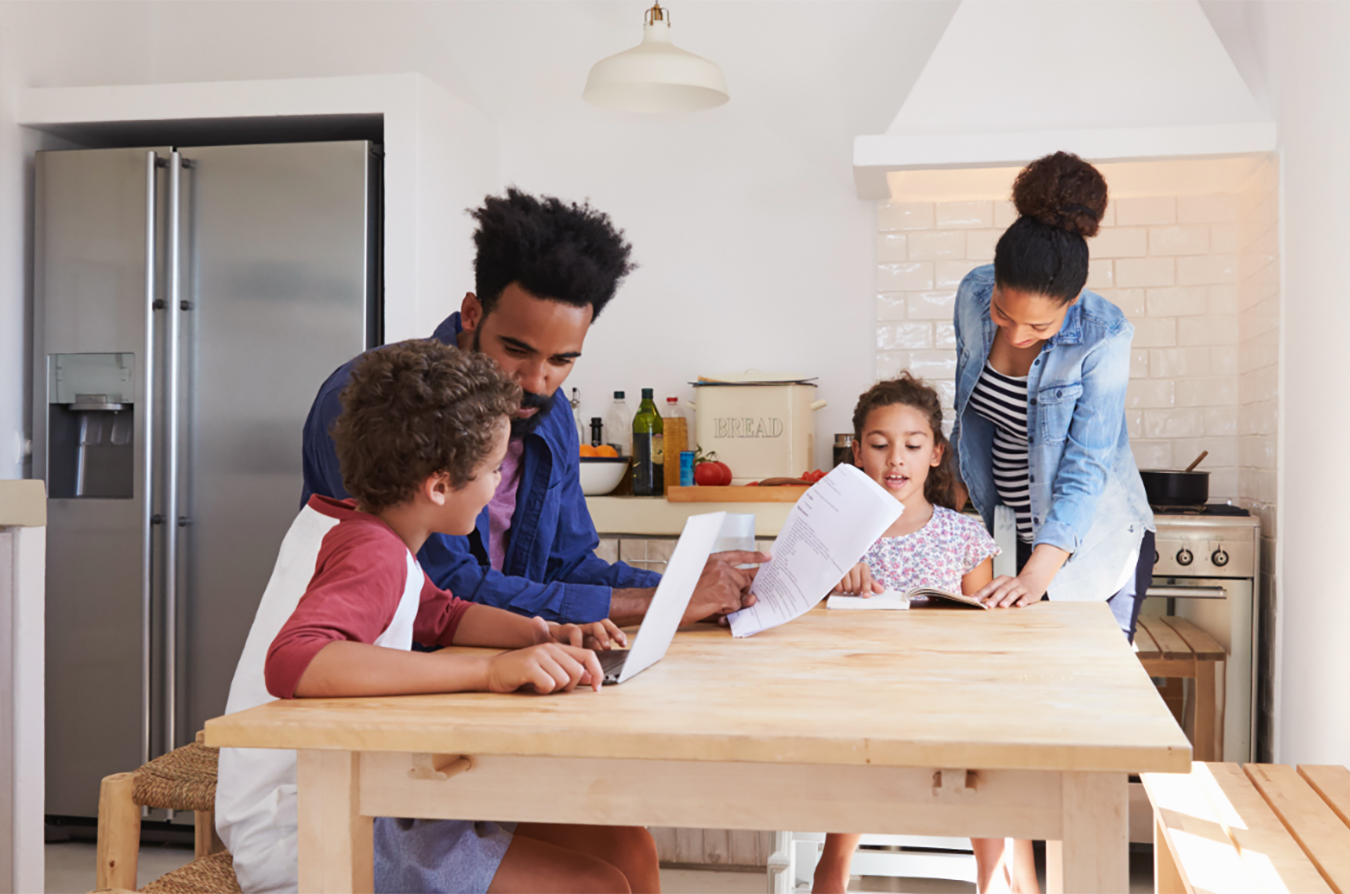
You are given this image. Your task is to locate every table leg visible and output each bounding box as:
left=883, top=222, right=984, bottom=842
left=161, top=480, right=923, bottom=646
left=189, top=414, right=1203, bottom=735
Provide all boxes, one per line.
left=1194, top=659, right=1218, bottom=761
left=297, top=749, right=373, bottom=894
left=1046, top=772, right=1128, bottom=894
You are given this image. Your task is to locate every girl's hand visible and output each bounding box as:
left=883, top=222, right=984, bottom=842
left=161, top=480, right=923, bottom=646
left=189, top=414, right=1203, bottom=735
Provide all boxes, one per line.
left=579, top=619, right=627, bottom=651
left=973, top=575, right=1041, bottom=608
left=486, top=643, right=602, bottom=693
left=833, top=563, right=885, bottom=596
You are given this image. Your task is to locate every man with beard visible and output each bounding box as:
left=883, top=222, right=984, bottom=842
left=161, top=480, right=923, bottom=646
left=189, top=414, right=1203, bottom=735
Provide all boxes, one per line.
left=300, top=188, right=765, bottom=626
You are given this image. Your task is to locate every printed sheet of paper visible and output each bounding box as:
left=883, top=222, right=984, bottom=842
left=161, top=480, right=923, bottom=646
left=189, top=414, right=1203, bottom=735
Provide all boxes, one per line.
left=825, top=591, right=910, bottom=610
left=728, top=463, right=902, bottom=637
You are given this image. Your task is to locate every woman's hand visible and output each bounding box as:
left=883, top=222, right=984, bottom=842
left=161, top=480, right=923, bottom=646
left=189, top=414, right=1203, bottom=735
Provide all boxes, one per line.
left=974, top=544, right=1069, bottom=607
left=833, top=563, right=885, bottom=596
left=486, top=643, right=603, bottom=693
left=972, top=575, right=1041, bottom=608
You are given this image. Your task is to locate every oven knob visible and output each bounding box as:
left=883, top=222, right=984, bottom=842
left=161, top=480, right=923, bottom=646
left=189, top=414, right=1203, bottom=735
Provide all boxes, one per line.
left=1212, top=548, right=1229, bottom=567
left=1176, top=548, right=1194, bottom=566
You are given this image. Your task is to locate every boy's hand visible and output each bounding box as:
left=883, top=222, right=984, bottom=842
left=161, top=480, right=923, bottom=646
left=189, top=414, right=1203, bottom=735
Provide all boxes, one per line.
left=544, top=619, right=628, bottom=651
left=486, top=643, right=603, bottom=693
left=832, top=563, right=884, bottom=596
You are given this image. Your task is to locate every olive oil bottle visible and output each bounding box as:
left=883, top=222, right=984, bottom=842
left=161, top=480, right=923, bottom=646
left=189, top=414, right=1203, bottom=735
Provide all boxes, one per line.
left=631, top=388, right=665, bottom=496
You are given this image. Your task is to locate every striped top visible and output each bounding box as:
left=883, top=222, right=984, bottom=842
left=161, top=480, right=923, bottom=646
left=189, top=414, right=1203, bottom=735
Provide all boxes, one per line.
left=970, top=363, right=1033, bottom=543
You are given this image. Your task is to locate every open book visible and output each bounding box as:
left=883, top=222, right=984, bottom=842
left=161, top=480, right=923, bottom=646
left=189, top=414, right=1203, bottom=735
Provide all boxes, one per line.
left=826, top=588, right=990, bottom=610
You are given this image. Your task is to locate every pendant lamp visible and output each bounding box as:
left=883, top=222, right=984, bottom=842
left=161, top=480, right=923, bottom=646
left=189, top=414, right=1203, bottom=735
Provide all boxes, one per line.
left=583, top=2, right=729, bottom=112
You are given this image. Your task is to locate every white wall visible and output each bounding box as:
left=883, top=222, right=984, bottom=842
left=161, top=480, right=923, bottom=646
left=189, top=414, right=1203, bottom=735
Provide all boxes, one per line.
left=0, top=1, right=959, bottom=476
left=1247, top=1, right=1350, bottom=766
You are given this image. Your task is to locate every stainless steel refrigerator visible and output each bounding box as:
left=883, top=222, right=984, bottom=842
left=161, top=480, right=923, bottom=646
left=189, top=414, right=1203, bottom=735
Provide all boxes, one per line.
left=33, top=141, right=381, bottom=819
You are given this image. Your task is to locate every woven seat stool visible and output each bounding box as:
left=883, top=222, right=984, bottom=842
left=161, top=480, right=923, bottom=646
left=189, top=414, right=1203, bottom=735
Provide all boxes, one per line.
left=94, top=732, right=241, bottom=893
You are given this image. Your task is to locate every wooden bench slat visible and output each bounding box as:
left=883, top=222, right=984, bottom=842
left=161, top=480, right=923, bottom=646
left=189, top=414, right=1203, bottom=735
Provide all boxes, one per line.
left=1300, top=765, right=1350, bottom=830
left=1142, top=766, right=1262, bottom=894
left=1246, top=763, right=1350, bottom=892
left=1159, top=616, right=1226, bottom=660
left=1134, top=621, right=1162, bottom=660
left=1196, top=763, right=1332, bottom=894
left=1139, top=616, right=1194, bottom=661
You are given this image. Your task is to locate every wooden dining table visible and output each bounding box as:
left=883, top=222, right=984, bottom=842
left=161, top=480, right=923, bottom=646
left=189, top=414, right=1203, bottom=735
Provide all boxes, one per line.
left=204, top=601, right=1190, bottom=893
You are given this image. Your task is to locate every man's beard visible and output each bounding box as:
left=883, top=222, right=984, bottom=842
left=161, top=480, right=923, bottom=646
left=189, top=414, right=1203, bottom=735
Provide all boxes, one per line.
left=472, top=326, right=554, bottom=438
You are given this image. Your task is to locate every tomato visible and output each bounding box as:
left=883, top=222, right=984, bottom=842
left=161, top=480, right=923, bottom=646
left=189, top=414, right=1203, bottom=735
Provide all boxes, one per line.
left=714, top=461, right=734, bottom=485
left=694, top=462, right=725, bottom=486
left=801, top=469, right=826, bottom=483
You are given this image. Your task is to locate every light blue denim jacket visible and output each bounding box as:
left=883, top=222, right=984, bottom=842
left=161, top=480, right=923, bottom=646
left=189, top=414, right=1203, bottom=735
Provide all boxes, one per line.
left=952, top=265, right=1154, bottom=602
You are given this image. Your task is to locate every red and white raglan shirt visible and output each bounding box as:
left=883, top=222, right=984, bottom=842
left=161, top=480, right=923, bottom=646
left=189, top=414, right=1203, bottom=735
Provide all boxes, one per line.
left=216, top=496, right=473, bottom=894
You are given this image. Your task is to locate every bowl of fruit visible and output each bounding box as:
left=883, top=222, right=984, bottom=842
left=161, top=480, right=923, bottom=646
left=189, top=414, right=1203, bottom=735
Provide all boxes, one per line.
left=578, top=444, right=627, bottom=496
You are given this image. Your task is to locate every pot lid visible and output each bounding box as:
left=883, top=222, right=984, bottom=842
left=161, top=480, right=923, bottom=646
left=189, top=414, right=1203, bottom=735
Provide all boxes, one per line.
left=693, top=370, right=817, bottom=386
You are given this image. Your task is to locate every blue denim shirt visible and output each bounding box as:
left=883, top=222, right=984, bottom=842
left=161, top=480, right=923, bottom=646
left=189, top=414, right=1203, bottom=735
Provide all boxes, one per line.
left=952, top=266, right=1154, bottom=601
left=300, top=313, right=661, bottom=622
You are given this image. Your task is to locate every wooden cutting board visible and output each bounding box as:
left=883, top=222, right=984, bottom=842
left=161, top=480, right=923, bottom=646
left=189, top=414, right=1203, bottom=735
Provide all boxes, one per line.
left=665, top=485, right=808, bottom=503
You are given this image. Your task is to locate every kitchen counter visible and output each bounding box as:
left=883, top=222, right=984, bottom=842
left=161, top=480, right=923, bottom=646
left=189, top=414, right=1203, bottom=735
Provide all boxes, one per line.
left=586, top=495, right=794, bottom=537
left=0, top=479, right=46, bottom=527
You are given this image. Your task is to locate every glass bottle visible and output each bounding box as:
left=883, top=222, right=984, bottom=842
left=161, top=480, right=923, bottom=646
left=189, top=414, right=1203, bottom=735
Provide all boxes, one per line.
left=589, top=417, right=604, bottom=448
left=661, top=397, right=689, bottom=493
left=605, top=391, right=632, bottom=457
left=631, top=388, right=665, bottom=496
left=570, top=387, right=585, bottom=445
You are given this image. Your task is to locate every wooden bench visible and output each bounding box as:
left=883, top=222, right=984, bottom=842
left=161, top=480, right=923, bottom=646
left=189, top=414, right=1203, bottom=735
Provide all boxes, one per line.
left=1135, top=616, right=1225, bottom=761
left=1143, top=762, right=1350, bottom=893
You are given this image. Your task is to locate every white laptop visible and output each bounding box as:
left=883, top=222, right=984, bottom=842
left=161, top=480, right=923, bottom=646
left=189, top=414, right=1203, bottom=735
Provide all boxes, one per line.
left=594, top=511, right=726, bottom=685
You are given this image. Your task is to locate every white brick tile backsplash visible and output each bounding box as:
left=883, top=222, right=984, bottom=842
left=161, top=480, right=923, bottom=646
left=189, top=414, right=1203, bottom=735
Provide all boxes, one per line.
left=1207, top=284, right=1238, bottom=315
left=908, top=351, right=958, bottom=379
left=934, top=379, right=957, bottom=408
left=1091, top=228, right=1147, bottom=258
left=1171, top=437, right=1237, bottom=468
left=1126, top=409, right=1143, bottom=439
left=1210, top=345, right=1238, bottom=376
left=965, top=229, right=1001, bottom=261
left=877, top=322, right=934, bottom=351
left=876, top=351, right=909, bottom=380
left=878, top=202, right=934, bottom=231
left=1149, top=225, right=1210, bottom=256
left=1146, top=286, right=1209, bottom=316
left=1127, top=378, right=1175, bottom=409
left=1086, top=257, right=1114, bottom=289
left=1099, top=200, right=1116, bottom=227
left=908, top=231, right=966, bottom=260
left=936, top=260, right=977, bottom=288
left=1115, top=196, right=1176, bottom=226
left=1210, top=223, right=1239, bottom=254
left=1131, top=317, right=1177, bottom=348
left=1115, top=257, right=1175, bottom=288
left=1208, top=468, right=1238, bottom=500
left=877, top=233, right=908, bottom=263
left=1098, top=288, right=1145, bottom=316
left=1240, top=435, right=1277, bottom=468
left=1149, top=347, right=1210, bottom=379
left=993, top=200, right=1018, bottom=228
left=877, top=262, right=934, bottom=291
left=1177, top=254, right=1238, bottom=285
left=1175, top=375, right=1238, bottom=407
left=1205, top=406, right=1238, bottom=437
left=1144, top=408, right=1204, bottom=439
left=876, top=293, right=906, bottom=321
left=1132, top=440, right=1174, bottom=469
left=1178, top=315, right=1238, bottom=346
left=1130, top=349, right=1149, bottom=378
left=934, top=321, right=957, bottom=349
left=1177, top=193, right=1238, bottom=223
left=936, top=201, right=994, bottom=229
left=906, top=290, right=958, bottom=319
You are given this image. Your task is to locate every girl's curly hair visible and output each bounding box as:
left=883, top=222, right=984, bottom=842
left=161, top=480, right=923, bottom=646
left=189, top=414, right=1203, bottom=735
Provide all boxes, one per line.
left=333, top=339, right=522, bottom=511
left=851, top=372, right=960, bottom=510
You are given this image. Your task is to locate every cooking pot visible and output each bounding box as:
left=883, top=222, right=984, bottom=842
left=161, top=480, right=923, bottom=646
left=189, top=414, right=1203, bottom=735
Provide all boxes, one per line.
left=1140, top=451, right=1209, bottom=507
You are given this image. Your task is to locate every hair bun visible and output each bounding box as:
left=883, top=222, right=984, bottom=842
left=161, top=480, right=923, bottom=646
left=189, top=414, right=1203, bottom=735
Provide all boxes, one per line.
left=1011, top=152, right=1108, bottom=238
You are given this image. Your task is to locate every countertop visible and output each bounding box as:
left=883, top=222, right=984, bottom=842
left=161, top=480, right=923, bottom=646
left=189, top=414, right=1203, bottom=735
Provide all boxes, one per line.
left=586, top=495, right=795, bottom=537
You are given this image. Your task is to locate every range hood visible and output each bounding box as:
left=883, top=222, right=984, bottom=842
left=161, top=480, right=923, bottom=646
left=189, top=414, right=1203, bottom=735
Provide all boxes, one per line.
left=854, top=0, right=1275, bottom=198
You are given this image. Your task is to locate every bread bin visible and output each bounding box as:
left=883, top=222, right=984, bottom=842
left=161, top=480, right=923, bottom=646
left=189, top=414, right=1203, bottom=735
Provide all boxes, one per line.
left=687, top=371, right=826, bottom=484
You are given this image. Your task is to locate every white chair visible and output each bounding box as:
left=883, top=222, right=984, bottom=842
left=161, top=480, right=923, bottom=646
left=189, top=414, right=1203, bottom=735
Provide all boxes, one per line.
left=767, top=832, right=977, bottom=893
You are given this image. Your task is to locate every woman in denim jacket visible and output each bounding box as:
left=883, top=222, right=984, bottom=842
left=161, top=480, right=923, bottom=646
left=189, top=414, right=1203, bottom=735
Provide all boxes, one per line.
left=953, top=153, right=1155, bottom=640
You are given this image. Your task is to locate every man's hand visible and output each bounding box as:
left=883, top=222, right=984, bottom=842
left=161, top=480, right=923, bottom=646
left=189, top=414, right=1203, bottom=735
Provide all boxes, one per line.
left=485, top=643, right=603, bottom=693
left=681, top=550, right=770, bottom=625
left=545, top=618, right=628, bottom=651
left=833, top=562, right=884, bottom=596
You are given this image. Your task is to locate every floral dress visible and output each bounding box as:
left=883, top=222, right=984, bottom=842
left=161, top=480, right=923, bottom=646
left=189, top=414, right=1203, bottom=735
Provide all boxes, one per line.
left=862, top=505, right=1000, bottom=594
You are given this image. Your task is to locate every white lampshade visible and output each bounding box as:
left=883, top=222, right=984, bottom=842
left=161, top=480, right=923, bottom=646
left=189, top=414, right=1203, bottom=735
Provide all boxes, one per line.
left=583, top=4, right=729, bottom=113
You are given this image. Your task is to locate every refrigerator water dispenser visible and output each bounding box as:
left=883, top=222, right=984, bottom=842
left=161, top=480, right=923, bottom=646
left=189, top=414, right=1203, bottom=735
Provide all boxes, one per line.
left=47, top=352, right=135, bottom=499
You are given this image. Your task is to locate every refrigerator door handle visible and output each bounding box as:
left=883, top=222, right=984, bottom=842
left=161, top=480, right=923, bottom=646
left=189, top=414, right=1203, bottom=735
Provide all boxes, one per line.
left=141, top=151, right=160, bottom=770
left=164, top=150, right=184, bottom=760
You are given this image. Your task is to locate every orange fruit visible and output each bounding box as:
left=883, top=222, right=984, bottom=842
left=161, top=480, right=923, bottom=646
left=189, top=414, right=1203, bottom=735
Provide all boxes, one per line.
left=579, top=444, right=599, bottom=457
left=595, top=445, right=618, bottom=457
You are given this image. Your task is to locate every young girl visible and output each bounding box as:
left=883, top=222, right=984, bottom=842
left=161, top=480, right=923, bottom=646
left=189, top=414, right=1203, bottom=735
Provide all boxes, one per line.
left=813, top=373, right=1038, bottom=894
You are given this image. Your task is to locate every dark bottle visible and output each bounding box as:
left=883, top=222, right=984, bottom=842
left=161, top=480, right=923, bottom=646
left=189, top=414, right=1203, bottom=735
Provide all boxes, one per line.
left=631, top=388, right=665, bottom=496
left=590, top=417, right=604, bottom=448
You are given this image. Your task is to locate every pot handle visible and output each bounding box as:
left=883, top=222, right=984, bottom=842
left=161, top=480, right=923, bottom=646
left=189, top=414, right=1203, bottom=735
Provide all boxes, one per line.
left=810, top=399, right=827, bottom=410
